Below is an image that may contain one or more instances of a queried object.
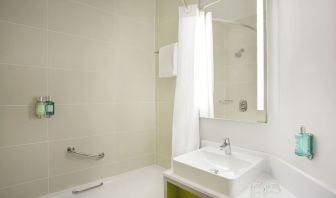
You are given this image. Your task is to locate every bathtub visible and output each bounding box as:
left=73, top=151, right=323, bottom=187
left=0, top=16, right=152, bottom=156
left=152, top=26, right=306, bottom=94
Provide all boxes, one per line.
left=41, top=166, right=165, bottom=198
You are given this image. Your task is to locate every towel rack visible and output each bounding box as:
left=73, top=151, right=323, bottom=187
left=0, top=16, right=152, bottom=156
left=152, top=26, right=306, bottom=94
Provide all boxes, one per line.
left=72, top=182, right=104, bottom=194
left=67, top=147, right=105, bottom=160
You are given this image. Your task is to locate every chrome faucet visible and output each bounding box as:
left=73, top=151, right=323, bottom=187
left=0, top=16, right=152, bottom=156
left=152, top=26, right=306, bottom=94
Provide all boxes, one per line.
left=220, top=138, right=231, bottom=155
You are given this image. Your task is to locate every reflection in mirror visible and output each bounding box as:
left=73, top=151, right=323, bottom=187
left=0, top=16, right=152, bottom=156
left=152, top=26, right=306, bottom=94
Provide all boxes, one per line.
left=204, top=0, right=267, bottom=123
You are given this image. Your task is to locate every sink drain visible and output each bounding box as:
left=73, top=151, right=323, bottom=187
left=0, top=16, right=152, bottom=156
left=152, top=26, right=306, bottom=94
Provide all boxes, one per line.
left=210, top=169, right=219, bottom=175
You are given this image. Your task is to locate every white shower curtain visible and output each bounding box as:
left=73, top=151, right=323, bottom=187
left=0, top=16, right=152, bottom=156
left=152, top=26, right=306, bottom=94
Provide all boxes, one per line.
left=172, top=5, right=214, bottom=157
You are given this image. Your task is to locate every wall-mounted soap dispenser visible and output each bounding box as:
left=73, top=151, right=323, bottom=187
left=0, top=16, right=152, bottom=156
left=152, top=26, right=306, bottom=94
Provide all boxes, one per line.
left=35, top=97, right=46, bottom=119
left=35, top=96, right=55, bottom=119
left=295, top=126, right=314, bottom=160
left=45, top=96, right=55, bottom=118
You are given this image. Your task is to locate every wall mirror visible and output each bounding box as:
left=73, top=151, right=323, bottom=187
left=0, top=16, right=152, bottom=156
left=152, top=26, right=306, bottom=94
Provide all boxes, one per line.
left=204, top=0, right=267, bottom=123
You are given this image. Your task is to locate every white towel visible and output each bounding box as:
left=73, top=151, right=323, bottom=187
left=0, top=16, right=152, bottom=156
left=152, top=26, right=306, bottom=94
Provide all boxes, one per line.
left=159, top=43, right=178, bottom=78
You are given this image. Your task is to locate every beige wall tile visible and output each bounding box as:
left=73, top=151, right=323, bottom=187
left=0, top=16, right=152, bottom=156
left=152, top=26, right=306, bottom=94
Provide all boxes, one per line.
left=157, top=128, right=172, bottom=156
left=0, top=143, right=48, bottom=188
left=116, top=131, right=155, bottom=160
left=156, top=78, right=175, bottom=102
left=158, top=0, right=179, bottom=22
left=0, top=0, right=47, bottom=28
left=115, top=103, right=155, bottom=132
left=49, top=154, right=154, bottom=193
left=0, top=106, right=47, bottom=147
left=0, top=0, right=157, bottom=195
left=48, top=32, right=114, bottom=71
left=0, top=179, right=48, bottom=198
left=48, top=0, right=114, bottom=41
left=213, top=49, right=228, bottom=80
left=49, top=134, right=116, bottom=176
left=113, top=15, right=154, bottom=52
left=48, top=104, right=115, bottom=140
left=0, top=64, right=47, bottom=105
left=113, top=0, right=155, bottom=23
left=78, top=0, right=156, bottom=23
left=157, top=102, right=173, bottom=130
left=48, top=69, right=114, bottom=104
left=114, top=46, right=155, bottom=78
left=227, top=64, right=257, bottom=84
left=157, top=20, right=178, bottom=48
left=0, top=22, right=47, bottom=66
left=111, top=154, right=155, bottom=175
left=157, top=155, right=171, bottom=169
left=115, top=75, right=155, bottom=103
left=74, top=0, right=115, bottom=13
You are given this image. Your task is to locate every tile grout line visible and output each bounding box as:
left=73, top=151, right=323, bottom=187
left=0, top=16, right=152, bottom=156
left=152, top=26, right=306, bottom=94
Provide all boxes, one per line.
left=0, top=177, right=49, bottom=191
left=0, top=62, right=47, bottom=69
left=0, top=129, right=156, bottom=150
left=153, top=0, right=158, bottom=164
left=0, top=141, right=49, bottom=150
left=69, top=0, right=154, bottom=25
left=0, top=18, right=154, bottom=53
left=46, top=0, right=50, bottom=193
left=0, top=101, right=157, bottom=107
left=0, top=63, right=157, bottom=75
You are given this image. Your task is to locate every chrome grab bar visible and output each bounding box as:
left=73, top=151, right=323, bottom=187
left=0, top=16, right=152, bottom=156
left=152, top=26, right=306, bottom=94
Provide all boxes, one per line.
left=67, top=147, right=105, bottom=160
left=72, top=182, right=104, bottom=194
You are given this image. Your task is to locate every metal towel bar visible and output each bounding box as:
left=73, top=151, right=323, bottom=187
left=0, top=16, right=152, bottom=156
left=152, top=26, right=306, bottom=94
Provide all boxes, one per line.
left=67, top=147, right=105, bottom=160
left=72, top=182, right=104, bottom=194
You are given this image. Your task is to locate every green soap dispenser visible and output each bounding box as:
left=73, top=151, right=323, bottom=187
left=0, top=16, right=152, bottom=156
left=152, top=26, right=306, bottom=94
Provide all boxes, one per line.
left=45, top=96, right=55, bottom=118
left=295, top=126, right=313, bottom=159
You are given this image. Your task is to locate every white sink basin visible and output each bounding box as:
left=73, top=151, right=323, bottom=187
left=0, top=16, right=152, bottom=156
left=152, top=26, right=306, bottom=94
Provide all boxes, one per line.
left=173, top=146, right=265, bottom=197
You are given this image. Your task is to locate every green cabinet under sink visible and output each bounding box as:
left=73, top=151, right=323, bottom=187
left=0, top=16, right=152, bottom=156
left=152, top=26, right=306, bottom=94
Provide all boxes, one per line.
left=167, top=182, right=200, bottom=198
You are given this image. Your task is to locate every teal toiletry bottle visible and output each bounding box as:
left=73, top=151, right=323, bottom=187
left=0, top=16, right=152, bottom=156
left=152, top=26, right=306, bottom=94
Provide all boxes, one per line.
left=295, top=126, right=313, bottom=159
left=45, top=96, right=55, bottom=117
left=35, top=97, right=46, bottom=119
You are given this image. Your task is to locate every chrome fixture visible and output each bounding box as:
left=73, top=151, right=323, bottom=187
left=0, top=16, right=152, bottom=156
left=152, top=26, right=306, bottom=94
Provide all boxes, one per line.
left=210, top=169, right=219, bottom=175
left=239, top=100, right=248, bottom=112
left=220, top=138, right=231, bottom=155
left=67, top=147, right=105, bottom=160
left=72, top=182, right=104, bottom=194
left=235, top=48, right=245, bottom=58
left=213, top=18, right=257, bottom=31
left=218, top=99, right=234, bottom=105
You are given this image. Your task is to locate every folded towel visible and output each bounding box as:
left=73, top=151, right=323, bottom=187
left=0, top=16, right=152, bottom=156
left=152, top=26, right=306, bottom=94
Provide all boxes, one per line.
left=159, top=43, right=178, bottom=78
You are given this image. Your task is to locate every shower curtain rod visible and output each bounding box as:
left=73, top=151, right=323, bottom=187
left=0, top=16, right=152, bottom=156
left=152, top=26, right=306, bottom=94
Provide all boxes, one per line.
left=213, top=18, right=257, bottom=31
left=181, top=0, right=222, bottom=10
left=180, top=1, right=256, bottom=31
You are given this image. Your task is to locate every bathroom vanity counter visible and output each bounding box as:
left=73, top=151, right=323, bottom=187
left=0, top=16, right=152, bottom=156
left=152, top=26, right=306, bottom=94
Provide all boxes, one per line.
left=164, top=170, right=297, bottom=198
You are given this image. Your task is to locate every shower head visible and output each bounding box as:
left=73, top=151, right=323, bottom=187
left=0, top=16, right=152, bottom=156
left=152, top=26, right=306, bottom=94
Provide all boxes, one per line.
left=235, top=49, right=245, bottom=58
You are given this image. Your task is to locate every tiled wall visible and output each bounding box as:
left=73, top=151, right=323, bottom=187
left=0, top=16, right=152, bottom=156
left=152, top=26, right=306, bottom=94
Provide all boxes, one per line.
left=0, top=0, right=155, bottom=197
left=156, top=0, right=178, bottom=169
